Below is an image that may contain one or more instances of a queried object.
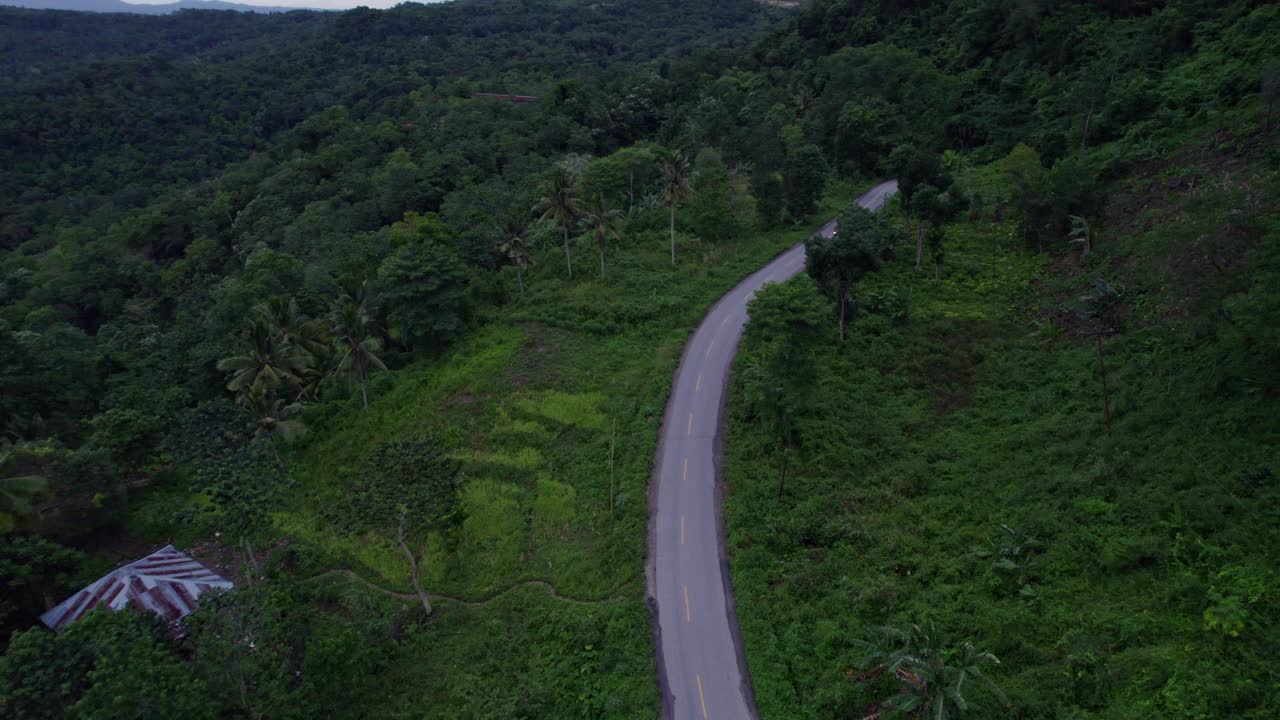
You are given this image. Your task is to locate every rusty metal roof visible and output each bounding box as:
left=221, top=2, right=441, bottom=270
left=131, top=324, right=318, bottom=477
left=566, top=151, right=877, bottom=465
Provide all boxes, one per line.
left=40, top=544, right=233, bottom=630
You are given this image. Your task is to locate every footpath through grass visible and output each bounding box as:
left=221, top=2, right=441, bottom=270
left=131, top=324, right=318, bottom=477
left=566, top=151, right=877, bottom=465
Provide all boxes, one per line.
left=725, top=151, right=1280, bottom=718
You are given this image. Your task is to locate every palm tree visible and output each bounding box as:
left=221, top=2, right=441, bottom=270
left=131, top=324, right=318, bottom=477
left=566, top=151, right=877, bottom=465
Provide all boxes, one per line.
left=257, top=297, right=330, bottom=401
left=217, top=320, right=310, bottom=405
left=244, top=386, right=306, bottom=473
left=661, top=151, right=693, bottom=265
left=258, top=297, right=329, bottom=361
left=1, top=446, right=49, bottom=533
left=582, top=195, right=622, bottom=281
left=533, top=166, right=581, bottom=279
left=328, top=286, right=387, bottom=411
left=496, top=216, right=533, bottom=299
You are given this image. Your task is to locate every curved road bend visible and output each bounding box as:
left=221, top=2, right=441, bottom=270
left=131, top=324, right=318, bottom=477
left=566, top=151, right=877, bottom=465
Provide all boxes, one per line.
left=646, top=180, right=899, bottom=720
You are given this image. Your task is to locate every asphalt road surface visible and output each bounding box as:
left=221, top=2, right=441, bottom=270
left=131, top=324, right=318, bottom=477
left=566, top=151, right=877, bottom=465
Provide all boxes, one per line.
left=646, top=180, right=899, bottom=719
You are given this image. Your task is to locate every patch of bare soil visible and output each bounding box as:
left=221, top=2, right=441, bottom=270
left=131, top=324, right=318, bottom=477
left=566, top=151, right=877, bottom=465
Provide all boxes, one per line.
left=1040, top=130, right=1277, bottom=339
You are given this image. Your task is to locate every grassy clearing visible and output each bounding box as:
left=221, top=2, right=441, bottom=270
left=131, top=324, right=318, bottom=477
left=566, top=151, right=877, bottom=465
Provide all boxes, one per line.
left=725, top=151, right=1279, bottom=718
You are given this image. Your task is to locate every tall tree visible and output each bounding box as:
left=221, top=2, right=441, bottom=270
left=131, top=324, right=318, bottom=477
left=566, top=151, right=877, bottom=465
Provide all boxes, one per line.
left=835, top=98, right=891, bottom=176
left=495, top=216, right=532, bottom=299
left=686, top=148, right=747, bottom=244
left=742, top=279, right=826, bottom=500
left=805, top=205, right=886, bottom=341
left=927, top=224, right=946, bottom=280
left=1075, top=58, right=1116, bottom=161
left=1001, top=143, right=1050, bottom=251
left=579, top=143, right=662, bottom=213
left=912, top=184, right=943, bottom=271
left=582, top=195, right=622, bottom=281
left=533, top=166, right=582, bottom=279
left=782, top=143, right=829, bottom=220
left=328, top=283, right=387, bottom=411
left=888, top=145, right=947, bottom=270
left=660, top=150, right=693, bottom=265
left=750, top=170, right=785, bottom=228
left=377, top=236, right=469, bottom=350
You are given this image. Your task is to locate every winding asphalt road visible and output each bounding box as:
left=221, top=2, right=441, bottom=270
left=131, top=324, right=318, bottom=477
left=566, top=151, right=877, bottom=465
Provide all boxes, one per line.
left=646, top=180, right=899, bottom=720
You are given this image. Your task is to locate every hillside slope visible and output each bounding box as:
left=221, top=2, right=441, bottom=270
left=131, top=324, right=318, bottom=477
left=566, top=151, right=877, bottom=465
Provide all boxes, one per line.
left=720, top=1, right=1280, bottom=717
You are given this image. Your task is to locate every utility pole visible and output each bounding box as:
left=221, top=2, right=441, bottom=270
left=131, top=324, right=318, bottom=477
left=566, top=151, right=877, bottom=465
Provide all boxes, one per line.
left=609, top=418, right=617, bottom=524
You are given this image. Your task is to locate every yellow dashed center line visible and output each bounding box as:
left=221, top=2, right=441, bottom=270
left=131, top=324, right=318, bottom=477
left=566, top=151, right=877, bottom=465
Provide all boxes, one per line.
left=684, top=585, right=691, bottom=623
left=696, top=674, right=708, bottom=719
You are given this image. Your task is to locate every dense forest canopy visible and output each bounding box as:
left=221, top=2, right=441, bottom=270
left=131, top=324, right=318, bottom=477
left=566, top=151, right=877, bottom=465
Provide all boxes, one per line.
left=2, top=0, right=1278, bottom=717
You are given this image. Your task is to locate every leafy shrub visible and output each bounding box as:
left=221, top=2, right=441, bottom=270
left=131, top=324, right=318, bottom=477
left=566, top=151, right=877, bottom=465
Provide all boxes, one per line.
left=330, top=438, right=461, bottom=541
left=165, top=401, right=287, bottom=539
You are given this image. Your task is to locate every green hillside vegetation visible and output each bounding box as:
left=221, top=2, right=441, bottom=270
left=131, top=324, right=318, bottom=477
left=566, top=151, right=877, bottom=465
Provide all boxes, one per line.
left=724, top=2, right=1280, bottom=718
left=2, top=0, right=1278, bottom=717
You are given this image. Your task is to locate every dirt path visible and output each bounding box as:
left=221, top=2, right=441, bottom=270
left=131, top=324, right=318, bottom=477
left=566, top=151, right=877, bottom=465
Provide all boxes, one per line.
left=307, top=568, right=638, bottom=608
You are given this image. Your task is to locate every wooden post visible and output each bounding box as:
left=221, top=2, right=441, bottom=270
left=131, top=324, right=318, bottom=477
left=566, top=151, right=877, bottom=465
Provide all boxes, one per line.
left=1096, top=334, right=1112, bottom=434
left=992, top=223, right=998, bottom=281
left=777, top=446, right=789, bottom=502
left=915, top=223, right=924, bottom=271
left=838, top=286, right=847, bottom=343
left=609, top=418, right=616, bottom=521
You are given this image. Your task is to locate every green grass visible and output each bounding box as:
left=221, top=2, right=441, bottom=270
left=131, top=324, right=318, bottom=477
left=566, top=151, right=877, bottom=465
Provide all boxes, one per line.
left=344, top=580, right=657, bottom=719
left=724, top=153, right=1280, bottom=718
left=124, top=179, right=868, bottom=717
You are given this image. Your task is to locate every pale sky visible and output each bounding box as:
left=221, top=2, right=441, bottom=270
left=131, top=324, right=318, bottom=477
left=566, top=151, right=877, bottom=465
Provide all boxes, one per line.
left=124, top=0, right=448, bottom=9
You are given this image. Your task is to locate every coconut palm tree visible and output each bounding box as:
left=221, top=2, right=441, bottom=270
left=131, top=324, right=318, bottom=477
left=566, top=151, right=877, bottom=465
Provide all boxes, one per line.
left=257, top=297, right=330, bottom=401
left=533, top=166, right=581, bottom=279
left=496, top=216, right=533, bottom=299
left=0, top=446, right=49, bottom=533
left=244, top=386, right=306, bottom=473
left=582, top=195, right=622, bottom=281
left=661, top=151, right=693, bottom=265
left=258, top=297, right=329, bottom=361
left=217, top=319, right=310, bottom=405
left=328, top=286, right=387, bottom=411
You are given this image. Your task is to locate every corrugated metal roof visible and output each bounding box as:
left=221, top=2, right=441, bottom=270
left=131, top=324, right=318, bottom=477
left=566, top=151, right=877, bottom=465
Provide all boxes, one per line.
left=40, top=544, right=233, bottom=630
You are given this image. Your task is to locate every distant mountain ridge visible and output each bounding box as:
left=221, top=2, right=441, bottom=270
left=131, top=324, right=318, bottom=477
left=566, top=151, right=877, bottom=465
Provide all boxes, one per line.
left=0, top=0, right=326, bottom=13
